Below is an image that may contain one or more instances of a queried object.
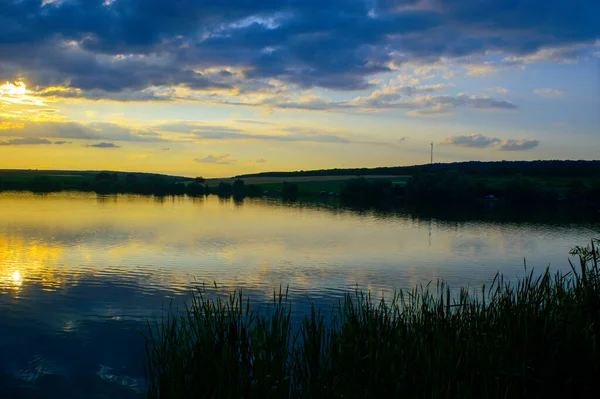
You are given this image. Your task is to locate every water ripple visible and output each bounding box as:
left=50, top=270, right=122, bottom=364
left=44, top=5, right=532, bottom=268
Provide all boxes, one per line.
left=0, top=192, right=596, bottom=398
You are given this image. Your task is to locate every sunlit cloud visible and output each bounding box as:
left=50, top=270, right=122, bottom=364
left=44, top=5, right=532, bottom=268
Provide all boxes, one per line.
left=441, top=134, right=501, bottom=148
left=0, top=81, right=65, bottom=123
left=0, top=137, right=53, bottom=146
left=487, top=87, right=509, bottom=94
left=85, top=142, right=121, bottom=148
left=0, top=0, right=596, bottom=173
left=234, top=120, right=276, bottom=126
left=194, top=154, right=237, bottom=165
left=495, top=139, right=541, bottom=151
left=0, top=81, right=51, bottom=111
left=0, top=121, right=168, bottom=143
left=199, top=89, right=519, bottom=116
left=0, top=81, right=39, bottom=105
left=0, top=0, right=596, bottom=99
left=441, top=134, right=540, bottom=151
left=154, top=121, right=356, bottom=144
left=129, top=152, right=153, bottom=159
left=0, top=121, right=25, bottom=130
left=533, top=88, right=564, bottom=98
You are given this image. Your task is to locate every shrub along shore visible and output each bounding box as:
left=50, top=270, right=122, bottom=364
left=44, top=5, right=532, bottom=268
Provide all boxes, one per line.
left=144, top=240, right=600, bottom=399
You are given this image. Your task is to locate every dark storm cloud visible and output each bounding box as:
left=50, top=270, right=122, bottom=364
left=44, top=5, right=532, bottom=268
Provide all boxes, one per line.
left=0, top=0, right=597, bottom=95
left=431, top=0, right=598, bottom=50
left=187, top=6, right=442, bottom=90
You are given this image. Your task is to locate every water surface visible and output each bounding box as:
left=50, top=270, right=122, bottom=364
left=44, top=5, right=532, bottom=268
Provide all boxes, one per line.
left=0, top=192, right=595, bottom=398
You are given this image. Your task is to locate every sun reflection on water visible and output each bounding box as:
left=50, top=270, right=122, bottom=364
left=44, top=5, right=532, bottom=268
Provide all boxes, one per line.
left=0, top=236, right=66, bottom=293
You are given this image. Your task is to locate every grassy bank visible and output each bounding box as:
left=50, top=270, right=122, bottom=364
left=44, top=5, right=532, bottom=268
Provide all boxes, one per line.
left=144, top=241, right=599, bottom=399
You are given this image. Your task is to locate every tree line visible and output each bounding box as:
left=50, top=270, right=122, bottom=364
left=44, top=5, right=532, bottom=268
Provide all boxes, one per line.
left=339, top=172, right=600, bottom=208
left=237, top=160, right=600, bottom=179
left=0, top=173, right=300, bottom=200
left=187, top=179, right=299, bottom=200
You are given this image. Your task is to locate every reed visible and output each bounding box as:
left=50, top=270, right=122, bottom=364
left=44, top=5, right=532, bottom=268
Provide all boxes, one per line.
left=145, top=243, right=599, bottom=398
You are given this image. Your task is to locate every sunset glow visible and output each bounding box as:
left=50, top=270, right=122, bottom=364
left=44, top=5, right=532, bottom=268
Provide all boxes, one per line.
left=0, top=81, right=27, bottom=98
left=0, top=1, right=598, bottom=177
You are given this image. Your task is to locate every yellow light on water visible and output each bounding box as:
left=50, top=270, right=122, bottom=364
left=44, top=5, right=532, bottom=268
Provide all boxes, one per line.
left=8, top=270, right=23, bottom=290
left=1, top=235, right=65, bottom=293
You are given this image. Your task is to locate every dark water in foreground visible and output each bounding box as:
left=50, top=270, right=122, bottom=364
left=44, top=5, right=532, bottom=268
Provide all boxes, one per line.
left=0, top=192, right=596, bottom=398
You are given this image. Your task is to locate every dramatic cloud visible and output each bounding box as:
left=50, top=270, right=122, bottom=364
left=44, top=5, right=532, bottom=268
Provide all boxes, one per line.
left=0, top=137, right=52, bottom=145
left=533, top=88, right=564, bottom=98
left=194, top=154, right=236, bottom=165
left=441, top=134, right=540, bottom=151
left=85, top=142, right=121, bottom=148
left=0, top=0, right=597, bottom=98
left=221, top=90, right=518, bottom=115
left=347, top=83, right=448, bottom=108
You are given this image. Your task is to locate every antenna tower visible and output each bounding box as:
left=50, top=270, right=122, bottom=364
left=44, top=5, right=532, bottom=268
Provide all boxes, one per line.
left=430, top=141, right=434, bottom=164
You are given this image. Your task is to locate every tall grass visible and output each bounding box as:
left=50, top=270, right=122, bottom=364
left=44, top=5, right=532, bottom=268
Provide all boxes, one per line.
left=144, top=243, right=599, bottom=398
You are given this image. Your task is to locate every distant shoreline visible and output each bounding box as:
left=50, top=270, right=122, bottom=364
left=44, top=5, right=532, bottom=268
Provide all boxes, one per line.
left=2, top=160, right=600, bottom=182
left=1, top=160, right=599, bottom=211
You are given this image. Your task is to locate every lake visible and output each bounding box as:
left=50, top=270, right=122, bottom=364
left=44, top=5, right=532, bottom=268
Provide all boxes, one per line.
left=0, top=192, right=596, bottom=398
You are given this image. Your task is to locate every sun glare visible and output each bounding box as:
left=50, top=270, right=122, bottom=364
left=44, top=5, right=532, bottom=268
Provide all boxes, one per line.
left=0, top=81, right=28, bottom=97
left=9, top=270, right=23, bottom=290
left=0, top=80, right=52, bottom=116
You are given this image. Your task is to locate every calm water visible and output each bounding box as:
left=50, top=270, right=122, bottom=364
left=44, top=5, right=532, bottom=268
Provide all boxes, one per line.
left=0, top=192, right=596, bottom=398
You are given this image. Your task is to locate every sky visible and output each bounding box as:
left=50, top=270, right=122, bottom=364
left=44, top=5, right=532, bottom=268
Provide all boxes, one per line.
left=0, top=0, right=598, bottom=177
